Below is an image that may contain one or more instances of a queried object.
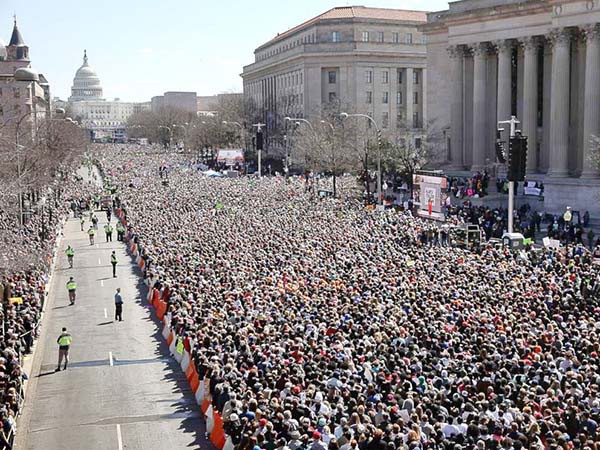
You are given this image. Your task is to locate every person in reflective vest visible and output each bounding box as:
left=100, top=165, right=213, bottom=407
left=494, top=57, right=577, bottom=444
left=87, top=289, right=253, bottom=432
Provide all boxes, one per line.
left=65, top=246, right=75, bottom=268
left=116, top=222, right=125, bottom=242
left=80, top=216, right=85, bottom=231
left=111, top=251, right=118, bottom=278
left=88, top=225, right=96, bottom=245
left=104, top=223, right=113, bottom=242
left=66, top=277, right=77, bottom=304
left=56, top=327, right=72, bottom=371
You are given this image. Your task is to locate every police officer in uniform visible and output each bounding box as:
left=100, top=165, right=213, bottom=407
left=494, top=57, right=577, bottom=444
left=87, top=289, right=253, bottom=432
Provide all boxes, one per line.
left=116, top=222, right=125, bottom=242
left=104, top=222, right=113, bottom=242
left=88, top=225, right=96, bottom=245
left=111, top=251, right=118, bottom=277
left=56, top=327, right=72, bottom=371
left=65, top=245, right=75, bottom=268
left=66, top=277, right=77, bottom=305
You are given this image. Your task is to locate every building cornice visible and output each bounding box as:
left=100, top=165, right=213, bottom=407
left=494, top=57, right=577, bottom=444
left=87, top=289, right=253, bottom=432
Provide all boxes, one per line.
left=422, top=0, right=552, bottom=32
left=242, top=51, right=426, bottom=80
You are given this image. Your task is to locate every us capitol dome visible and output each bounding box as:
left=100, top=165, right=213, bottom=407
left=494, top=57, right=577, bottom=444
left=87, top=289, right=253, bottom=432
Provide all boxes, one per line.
left=69, top=50, right=103, bottom=101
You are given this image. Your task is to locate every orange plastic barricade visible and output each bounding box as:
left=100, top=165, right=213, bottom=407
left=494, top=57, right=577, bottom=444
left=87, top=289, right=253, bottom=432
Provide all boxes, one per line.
left=185, top=361, right=195, bottom=381
left=138, top=258, right=145, bottom=269
left=166, top=330, right=174, bottom=347
left=189, top=369, right=200, bottom=393
left=156, top=301, right=167, bottom=320
left=201, top=397, right=211, bottom=415
left=210, top=412, right=226, bottom=450
left=152, top=289, right=159, bottom=307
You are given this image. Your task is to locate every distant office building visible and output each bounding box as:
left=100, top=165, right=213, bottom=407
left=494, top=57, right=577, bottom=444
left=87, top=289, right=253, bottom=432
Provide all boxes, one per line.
left=197, top=92, right=243, bottom=115
left=0, top=18, right=51, bottom=124
left=151, top=91, right=198, bottom=114
left=241, top=6, right=428, bottom=152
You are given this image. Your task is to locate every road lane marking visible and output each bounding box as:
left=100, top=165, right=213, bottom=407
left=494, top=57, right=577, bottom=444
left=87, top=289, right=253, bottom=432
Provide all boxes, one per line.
left=96, top=244, right=98, bottom=248
left=101, top=279, right=104, bottom=287
left=104, top=308, right=108, bottom=318
left=98, top=258, right=101, bottom=265
left=116, top=424, right=123, bottom=450
left=109, top=352, right=114, bottom=367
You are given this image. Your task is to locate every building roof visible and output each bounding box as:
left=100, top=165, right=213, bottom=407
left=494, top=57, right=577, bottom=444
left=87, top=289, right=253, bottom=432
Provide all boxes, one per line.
left=257, top=6, right=427, bottom=50
left=9, top=19, right=26, bottom=47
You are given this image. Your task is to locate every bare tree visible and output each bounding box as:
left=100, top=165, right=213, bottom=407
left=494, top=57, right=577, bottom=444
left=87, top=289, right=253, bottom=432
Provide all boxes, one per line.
left=379, top=119, right=443, bottom=194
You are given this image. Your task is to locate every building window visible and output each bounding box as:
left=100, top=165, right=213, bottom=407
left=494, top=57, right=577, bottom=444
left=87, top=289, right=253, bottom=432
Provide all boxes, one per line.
left=393, top=32, right=399, bottom=43
left=328, top=92, right=337, bottom=103
left=397, top=69, right=403, bottom=84
left=13, top=87, right=20, bottom=98
left=382, top=112, right=389, bottom=128
left=377, top=32, right=384, bottom=43
left=406, top=33, right=413, bottom=44
left=415, top=137, right=422, bottom=148
left=414, top=92, right=419, bottom=104
left=362, top=31, right=369, bottom=42
left=414, top=70, right=420, bottom=85
left=397, top=92, right=403, bottom=105
left=332, top=31, right=340, bottom=43
left=382, top=71, right=389, bottom=84
left=382, top=92, right=389, bottom=104
left=366, top=91, right=372, bottom=104
left=328, top=71, right=337, bottom=84
left=396, top=113, right=404, bottom=128
left=365, top=70, right=373, bottom=84
left=413, top=111, right=420, bottom=128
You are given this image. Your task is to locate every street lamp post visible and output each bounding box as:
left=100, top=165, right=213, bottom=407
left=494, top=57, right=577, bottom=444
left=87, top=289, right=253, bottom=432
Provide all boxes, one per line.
left=340, top=112, right=383, bottom=206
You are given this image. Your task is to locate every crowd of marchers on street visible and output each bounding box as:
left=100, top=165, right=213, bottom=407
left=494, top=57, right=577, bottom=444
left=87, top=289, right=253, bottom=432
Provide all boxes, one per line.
left=0, top=174, right=100, bottom=449
left=94, top=143, right=600, bottom=450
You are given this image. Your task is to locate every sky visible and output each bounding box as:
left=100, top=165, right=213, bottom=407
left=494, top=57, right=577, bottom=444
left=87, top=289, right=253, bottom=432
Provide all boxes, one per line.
left=1, top=0, right=449, bottom=102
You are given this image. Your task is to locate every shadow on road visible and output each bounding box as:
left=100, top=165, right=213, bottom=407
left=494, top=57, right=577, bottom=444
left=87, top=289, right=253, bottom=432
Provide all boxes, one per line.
left=97, top=321, right=113, bottom=326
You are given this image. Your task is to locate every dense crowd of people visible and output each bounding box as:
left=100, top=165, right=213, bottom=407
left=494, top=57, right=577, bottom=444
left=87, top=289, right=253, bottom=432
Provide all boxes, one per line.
left=97, top=144, right=600, bottom=450
left=0, top=171, right=100, bottom=449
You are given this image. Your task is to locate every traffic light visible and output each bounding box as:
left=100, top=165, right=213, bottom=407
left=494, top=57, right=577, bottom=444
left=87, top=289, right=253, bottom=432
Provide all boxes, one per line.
left=256, top=130, right=264, bottom=151
left=495, top=129, right=507, bottom=163
left=377, top=130, right=382, bottom=148
left=507, top=135, right=528, bottom=182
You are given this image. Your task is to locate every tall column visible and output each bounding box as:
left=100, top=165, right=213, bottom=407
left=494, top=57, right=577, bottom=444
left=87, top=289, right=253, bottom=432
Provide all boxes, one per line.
left=472, top=43, right=489, bottom=171
left=448, top=45, right=464, bottom=168
left=582, top=24, right=600, bottom=177
left=406, top=68, right=414, bottom=128
left=521, top=36, right=540, bottom=172
left=547, top=29, right=572, bottom=177
left=495, top=39, right=513, bottom=124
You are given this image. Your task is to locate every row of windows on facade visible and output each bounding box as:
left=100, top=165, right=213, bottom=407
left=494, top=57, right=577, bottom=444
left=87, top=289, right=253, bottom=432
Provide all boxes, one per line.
left=248, top=72, right=304, bottom=92
left=0, top=103, right=32, bottom=116
left=256, top=29, right=424, bottom=61
left=0, top=87, right=33, bottom=99
left=331, top=30, right=423, bottom=45
left=364, top=90, right=419, bottom=105
left=327, top=69, right=420, bottom=85
left=318, top=105, right=421, bottom=129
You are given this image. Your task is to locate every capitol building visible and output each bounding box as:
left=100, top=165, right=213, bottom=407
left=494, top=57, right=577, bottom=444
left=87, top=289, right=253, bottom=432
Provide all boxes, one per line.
left=65, top=50, right=149, bottom=140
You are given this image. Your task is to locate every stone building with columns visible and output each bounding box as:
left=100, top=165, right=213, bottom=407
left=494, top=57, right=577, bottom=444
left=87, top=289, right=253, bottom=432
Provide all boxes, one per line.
left=421, top=0, right=600, bottom=215
left=242, top=6, right=428, bottom=155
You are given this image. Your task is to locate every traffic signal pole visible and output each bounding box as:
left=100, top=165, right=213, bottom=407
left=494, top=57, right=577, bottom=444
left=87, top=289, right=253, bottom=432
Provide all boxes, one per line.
left=498, top=116, right=520, bottom=234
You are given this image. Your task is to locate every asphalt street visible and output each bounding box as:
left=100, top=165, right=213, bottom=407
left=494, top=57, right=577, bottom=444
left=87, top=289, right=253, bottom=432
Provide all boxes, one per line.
left=15, top=213, right=207, bottom=450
